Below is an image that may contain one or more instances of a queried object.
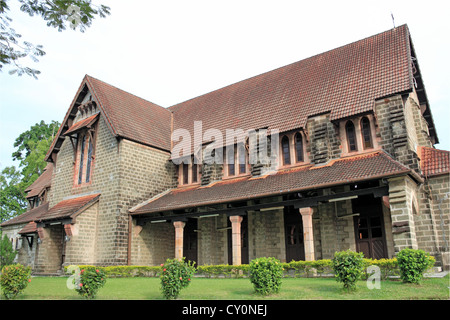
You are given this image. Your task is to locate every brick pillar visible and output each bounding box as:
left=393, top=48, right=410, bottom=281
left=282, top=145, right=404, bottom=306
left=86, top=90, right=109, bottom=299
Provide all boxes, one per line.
left=173, top=221, right=186, bottom=260
left=300, top=207, right=315, bottom=261
left=229, top=215, right=243, bottom=265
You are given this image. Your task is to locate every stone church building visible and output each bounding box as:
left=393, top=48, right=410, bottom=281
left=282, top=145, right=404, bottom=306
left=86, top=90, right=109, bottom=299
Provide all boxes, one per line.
left=2, top=25, right=449, bottom=273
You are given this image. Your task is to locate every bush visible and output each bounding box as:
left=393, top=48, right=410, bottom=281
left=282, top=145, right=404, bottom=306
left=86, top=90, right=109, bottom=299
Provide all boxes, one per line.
left=74, top=267, right=106, bottom=299
left=249, top=257, right=283, bottom=295
left=0, top=264, right=31, bottom=299
left=396, top=248, right=435, bottom=284
left=160, top=258, right=196, bottom=299
left=331, top=250, right=365, bottom=291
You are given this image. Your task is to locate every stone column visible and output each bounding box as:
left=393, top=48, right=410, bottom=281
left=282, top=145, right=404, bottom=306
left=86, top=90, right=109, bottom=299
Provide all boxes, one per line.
left=173, top=221, right=186, bottom=260
left=229, top=215, right=243, bottom=265
left=300, top=207, right=315, bottom=261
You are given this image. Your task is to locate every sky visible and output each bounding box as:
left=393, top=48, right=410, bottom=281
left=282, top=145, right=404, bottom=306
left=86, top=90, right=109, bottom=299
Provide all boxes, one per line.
left=1, top=0, right=449, bottom=171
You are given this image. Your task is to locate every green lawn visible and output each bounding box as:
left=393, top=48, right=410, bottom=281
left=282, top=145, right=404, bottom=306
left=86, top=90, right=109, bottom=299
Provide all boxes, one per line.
left=5, top=275, right=449, bottom=300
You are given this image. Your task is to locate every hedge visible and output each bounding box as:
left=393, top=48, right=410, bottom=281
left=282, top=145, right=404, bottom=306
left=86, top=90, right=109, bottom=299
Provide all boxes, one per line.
left=64, top=258, right=402, bottom=279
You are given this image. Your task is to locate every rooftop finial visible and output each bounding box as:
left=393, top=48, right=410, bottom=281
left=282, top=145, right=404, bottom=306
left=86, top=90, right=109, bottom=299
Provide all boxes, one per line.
left=391, top=12, right=396, bottom=29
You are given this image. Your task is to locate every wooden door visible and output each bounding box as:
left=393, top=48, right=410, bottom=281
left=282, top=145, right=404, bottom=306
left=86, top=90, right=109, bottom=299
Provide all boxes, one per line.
left=183, top=219, right=198, bottom=265
left=353, top=195, right=388, bottom=259
left=284, top=206, right=305, bottom=262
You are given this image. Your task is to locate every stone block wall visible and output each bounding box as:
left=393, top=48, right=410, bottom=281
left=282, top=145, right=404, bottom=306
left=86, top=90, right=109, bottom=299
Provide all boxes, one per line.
left=388, top=176, right=419, bottom=253
left=130, top=220, right=174, bottom=266
left=48, top=111, right=176, bottom=268
left=374, top=95, right=420, bottom=172
left=248, top=209, right=286, bottom=262
left=34, top=225, right=63, bottom=274
left=416, top=173, right=449, bottom=268
left=306, top=113, right=341, bottom=165
left=64, top=202, right=99, bottom=266
left=196, top=215, right=228, bottom=265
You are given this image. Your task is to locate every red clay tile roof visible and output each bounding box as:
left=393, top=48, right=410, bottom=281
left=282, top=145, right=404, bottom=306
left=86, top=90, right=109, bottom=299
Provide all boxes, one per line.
left=131, top=151, right=410, bottom=215
left=64, top=113, right=99, bottom=136
left=169, top=25, right=414, bottom=156
left=45, top=75, right=172, bottom=162
left=419, top=147, right=450, bottom=177
left=85, top=76, right=172, bottom=151
left=19, top=221, right=38, bottom=235
left=36, top=193, right=100, bottom=222
left=1, top=202, right=49, bottom=227
left=25, top=163, right=53, bottom=199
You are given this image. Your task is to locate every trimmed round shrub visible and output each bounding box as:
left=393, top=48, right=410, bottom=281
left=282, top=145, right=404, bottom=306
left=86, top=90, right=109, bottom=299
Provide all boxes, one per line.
left=396, top=248, right=435, bottom=284
left=249, top=257, right=283, bottom=295
left=160, top=258, right=196, bottom=299
left=331, top=250, right=365, bottom=291
left=0, top=264, right=32, bottom=299
left=74, top=267, right=106, bottom=299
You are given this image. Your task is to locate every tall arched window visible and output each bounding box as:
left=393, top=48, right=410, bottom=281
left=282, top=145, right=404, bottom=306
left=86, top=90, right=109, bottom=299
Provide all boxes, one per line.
left=345, top=121, right=357, bottom=152
left=361, top=117, right=373, bottom=149
left=294, top=132, right=304, bottom=162
left=78, top=135, right=86, bottom=184
left=281, top=135, right=291, bottom=165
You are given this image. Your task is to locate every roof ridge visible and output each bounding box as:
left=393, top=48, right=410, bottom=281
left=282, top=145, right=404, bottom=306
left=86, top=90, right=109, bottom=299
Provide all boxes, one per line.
left=85, top=74, right=170, bottom=112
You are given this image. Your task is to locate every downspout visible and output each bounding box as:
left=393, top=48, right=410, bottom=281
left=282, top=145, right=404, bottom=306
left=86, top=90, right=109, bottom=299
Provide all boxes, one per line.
left=127, top=214, right=132, bottom=266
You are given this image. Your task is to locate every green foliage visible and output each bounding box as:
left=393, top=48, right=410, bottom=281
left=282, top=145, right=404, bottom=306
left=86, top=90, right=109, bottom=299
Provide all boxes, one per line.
left=0, top=232, right=17, bottom=267
left=73, top=267, right=106, bottom=299
left=249, top=257, right=283, bottom=295
left=1, top=0, right=110, bottom=77
left=331, top=250, right=365, bottom=291
left=396, top=248, right=435, bottom=284
left=0, top=166, right=27, bottom=222
left=160, top=258, right=196, bottom=300
left=197, top=264, right=250, bottom=278
left=0, top=263, right=31, bottom=299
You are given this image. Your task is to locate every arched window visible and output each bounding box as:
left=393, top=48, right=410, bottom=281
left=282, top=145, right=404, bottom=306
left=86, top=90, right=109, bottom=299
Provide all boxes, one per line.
left=361, top=117, right=373, bottom=149
left=345, top=121, right=357, bottom=152
left=227, top=147, right=235, bottom=176
left=78, top=135, right=86, bottom=184
left=183, top=163, right=189, bottom=184
left=238, top=144, right=246, bottom=174
left=281, top=135, right=291, bottom=165
left=294, top=132, right=304, bottom=162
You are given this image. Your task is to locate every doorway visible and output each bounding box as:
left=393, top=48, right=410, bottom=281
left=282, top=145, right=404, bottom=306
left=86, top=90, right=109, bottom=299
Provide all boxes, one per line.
left=284, top=206, right=305, bottom=262
left=183, top=219, right=198, bottom=265
left=352, top=195, right=388, bottom=259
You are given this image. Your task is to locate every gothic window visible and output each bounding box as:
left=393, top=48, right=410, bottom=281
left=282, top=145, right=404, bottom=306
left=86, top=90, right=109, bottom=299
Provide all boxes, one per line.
left=227, top=147, right=235, bottom=176
left=361, top=117, right=373, bottom=149
left=345, top=121, right=357, bottom=152
left=78, top=135, right=86, bottom=184
left=238, top=143, right=247, bottom=174
left=179, top=157, right=201, bottom=185
left=75, top=129, right=96, bottom=186
left=282, top=135, right=291, bottom=165
left=294, top=132, right=304, bottom=162
left=224, top=144, right=247, bottom=177
left=192, top=163, right=198, bottom=183
left=183, top=163, right=189, bottom=184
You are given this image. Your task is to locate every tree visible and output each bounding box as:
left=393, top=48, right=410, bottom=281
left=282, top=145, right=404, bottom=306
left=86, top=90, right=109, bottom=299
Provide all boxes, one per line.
left=1, top=120, right=60, bottom=222
left=0, top=166, right=26, bottom=223
left=0, top=231, right=17, bottom=267
left=0, top=0, right=111, bottom=78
